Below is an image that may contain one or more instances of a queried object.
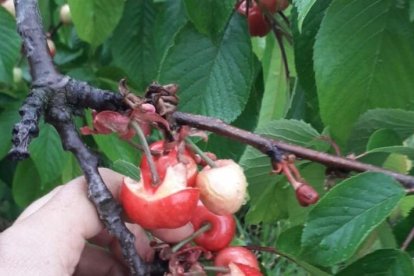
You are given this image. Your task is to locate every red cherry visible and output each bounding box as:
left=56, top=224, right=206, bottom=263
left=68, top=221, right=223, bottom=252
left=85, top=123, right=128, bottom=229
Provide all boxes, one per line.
left=248, top=6, right=271, bottom=37
left=120, top=164, right=200, bottom=230
left=260, top=0, right=277, bottom=13
left=295, top=184, right=319, bottom=206
left=190, top=203, right=235, bottom=252
left=140, top=140, right=198, bottom=190
left=215, top=247, right=260, bottom=274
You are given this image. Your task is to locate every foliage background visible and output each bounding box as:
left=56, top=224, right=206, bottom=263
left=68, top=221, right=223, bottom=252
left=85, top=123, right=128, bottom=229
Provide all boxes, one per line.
left=1, top=0, right=414, bottom=274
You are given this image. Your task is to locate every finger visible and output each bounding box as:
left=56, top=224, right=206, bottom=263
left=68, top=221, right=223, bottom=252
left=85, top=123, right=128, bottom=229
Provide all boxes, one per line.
left=0, top=168, right=129, bottom=275
left=74, top=243, right=127, bottom=276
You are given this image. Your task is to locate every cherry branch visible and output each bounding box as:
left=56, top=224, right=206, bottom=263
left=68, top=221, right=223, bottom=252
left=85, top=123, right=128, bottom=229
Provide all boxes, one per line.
left=10, top=0, right=148, bottom=275
left=172, top=112, right=414, bottom=190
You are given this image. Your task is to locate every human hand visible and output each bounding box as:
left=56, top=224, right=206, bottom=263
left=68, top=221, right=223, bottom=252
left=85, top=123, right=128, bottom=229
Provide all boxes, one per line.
left=0, top=168, right=154, bottom=276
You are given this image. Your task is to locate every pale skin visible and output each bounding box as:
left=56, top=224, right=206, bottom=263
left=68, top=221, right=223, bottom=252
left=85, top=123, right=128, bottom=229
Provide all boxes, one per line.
left=0, top=169, right=154, bottom=276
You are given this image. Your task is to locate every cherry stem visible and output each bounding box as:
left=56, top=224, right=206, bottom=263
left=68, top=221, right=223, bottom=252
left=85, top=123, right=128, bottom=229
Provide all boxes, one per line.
left=171, top=223, right=212, bottom=253
left=184, top=137, right=217, bottom=168
left=203, top=266, right=230, bottom=273
left=130, top=121, right=160, bottom=185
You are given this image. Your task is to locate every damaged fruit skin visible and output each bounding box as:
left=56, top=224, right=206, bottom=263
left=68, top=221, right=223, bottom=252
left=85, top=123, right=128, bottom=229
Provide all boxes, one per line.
left=120, top=164, right=199, bottom=230
left=141, top=140, right=198, bottom=189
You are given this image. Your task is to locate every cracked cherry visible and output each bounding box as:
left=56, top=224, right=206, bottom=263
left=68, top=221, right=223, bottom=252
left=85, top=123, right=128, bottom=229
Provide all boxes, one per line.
left=120, top=163, right=199, bottom=230
left=140, top=140, right=198, bottom=190
left=190, top=202, right=235, bottom=252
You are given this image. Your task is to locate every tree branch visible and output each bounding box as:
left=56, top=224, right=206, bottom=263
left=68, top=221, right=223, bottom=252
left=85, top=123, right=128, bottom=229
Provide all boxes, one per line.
left=172, top=112, right=414, bottom=190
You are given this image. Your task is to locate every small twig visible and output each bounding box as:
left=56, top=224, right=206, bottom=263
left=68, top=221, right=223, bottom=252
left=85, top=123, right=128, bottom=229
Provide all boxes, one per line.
left=401, top=226, right=414, bottom=251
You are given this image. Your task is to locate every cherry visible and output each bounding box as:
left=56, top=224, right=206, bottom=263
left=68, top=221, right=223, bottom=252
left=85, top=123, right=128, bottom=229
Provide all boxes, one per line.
left=140, top=140, right=198, bottom=190
left=295, top=184, right=319, bottom=207
left=196, top=159, right=247, bottom=215
left=248, top=5, right=271, bottom=37
left=59, top=4, right=72, bottom=25
left=190, top=203, right=236, bottom=252
left=215, top=246, right=261, bottom=275
left=120, top=163, right=200, bottom=230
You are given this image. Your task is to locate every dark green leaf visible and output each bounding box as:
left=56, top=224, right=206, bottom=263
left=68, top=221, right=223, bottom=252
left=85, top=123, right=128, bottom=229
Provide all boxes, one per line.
left=183, top=0, right=234, bottom=38
left=292, top=0, right=332, bottom=129
left=0, top=103, right=20, bottom=159
left=68, top=0, right=125, bottom=48
left=314, top=0, right=414, bottom=143
left=29, top=123, right=70, bottom=186
left=293, top=0, right=319, bottom=32
left=0, top=7, right=21, bottom=84
left=348, top=109, right=414, bottom=153
left=336, top=249, right=414, bottom=276
left=111, top=0, right=187, bottom=91
left=112, top=160, right=141, bottom=181
left=12, top=159, right=41, bottom=208
left=394, top=210, right=414, bottom=252
left=301, top=172, right=405, bottom=266
left=159, top=14, right=255, bottom=123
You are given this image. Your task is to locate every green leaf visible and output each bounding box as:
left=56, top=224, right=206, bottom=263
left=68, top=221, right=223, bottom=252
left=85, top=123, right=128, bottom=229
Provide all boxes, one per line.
left=301, top=172, right=405, bottom=266
left=159, top=13, right=255, bottom=123
left=92, top=134, right=139, bottom=165
left=68, top=0, right=124, bottom=48
left=0, top=103, right=20, bottom=159
left=257, top=36, right=291, bottom=125
left=314, top=0, right=414, bottom=143
left=336, top=249, right=414, bottom=276
left=291, top=0, right=332, bottom=129
left=183, top=0, right=234, bottom=38
left=12, top=159, right=42, bottom=208
left=60, top=154, right=82, bottom=184
left=410, top=0, right=414, bottom=22
left=293, top=0, right=319, bottom=32
left=0, top=7, right=21, bottom=84
left=29, top=123, right=70, bottom=186
left=366, top=129, right=402, bottom=151
left=112, top=0, right=188, bottom=91
left=394, top=210, right=414, bottom=252
left=348, top=109, right=414, bottom=153
left=112, top=160, right=141, bottom=181
left=245, top=179, right=289, bottom=223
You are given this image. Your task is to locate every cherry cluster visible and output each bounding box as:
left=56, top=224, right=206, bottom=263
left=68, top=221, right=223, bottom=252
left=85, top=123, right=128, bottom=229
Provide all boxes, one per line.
left=236, top=0, right=289, bottom=37
left=81, top=102, right=261, bottom=274
left=80, top=82, right=318, bottom=274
